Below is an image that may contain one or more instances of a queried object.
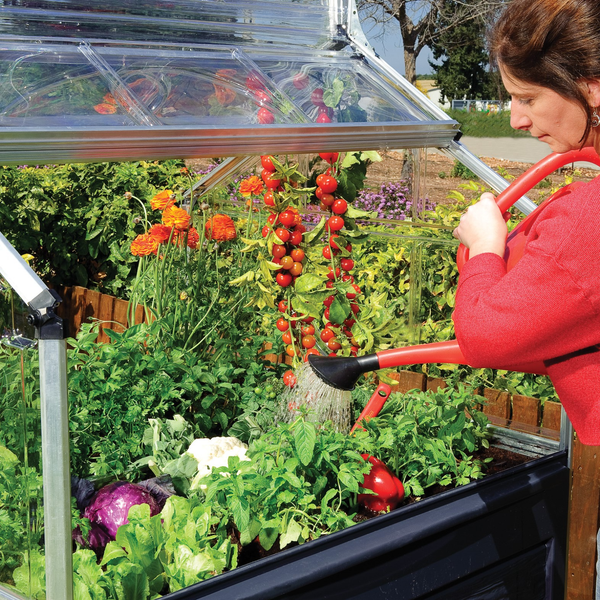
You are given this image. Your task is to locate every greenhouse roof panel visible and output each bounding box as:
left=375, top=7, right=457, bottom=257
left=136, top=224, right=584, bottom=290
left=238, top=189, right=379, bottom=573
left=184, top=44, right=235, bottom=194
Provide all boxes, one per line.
left=0, top=0, right=459, bottom=163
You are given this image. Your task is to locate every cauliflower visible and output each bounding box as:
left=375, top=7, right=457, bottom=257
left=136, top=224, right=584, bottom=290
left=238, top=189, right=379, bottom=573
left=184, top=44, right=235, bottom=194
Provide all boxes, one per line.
left=186, top=437, right=250, bottom=489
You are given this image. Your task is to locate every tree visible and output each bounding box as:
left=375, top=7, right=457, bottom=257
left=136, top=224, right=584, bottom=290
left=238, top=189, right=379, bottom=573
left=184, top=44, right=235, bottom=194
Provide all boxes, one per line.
left=429, top=13, right=495, bottom=103
left=356, top=0, right=507, bottom=84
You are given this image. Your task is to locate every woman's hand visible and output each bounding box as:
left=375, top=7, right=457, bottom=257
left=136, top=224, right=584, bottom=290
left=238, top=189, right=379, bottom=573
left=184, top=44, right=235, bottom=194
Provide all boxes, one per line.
left=453, top=193, right=508, bottom=259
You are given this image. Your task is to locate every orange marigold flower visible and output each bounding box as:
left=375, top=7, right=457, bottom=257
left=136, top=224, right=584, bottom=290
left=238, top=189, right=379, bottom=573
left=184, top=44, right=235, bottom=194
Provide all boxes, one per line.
left=150, top=190, right=176, bottom=211
left=288, top=206, right=302, bottom=227
left=186, top=227, right=200, bottom=249
left=205, top=214, right=237, bottom=242
left=94, top=102, right=117, bottom=115
left=131, top=233, right=159, bottom=257
left=239, top=175, right=264, bottom=197
left=162, top=205, right=191, bottom=231
left=103, top=93, right=117, bottom=105
left=148, top=223, right=173, bottom=245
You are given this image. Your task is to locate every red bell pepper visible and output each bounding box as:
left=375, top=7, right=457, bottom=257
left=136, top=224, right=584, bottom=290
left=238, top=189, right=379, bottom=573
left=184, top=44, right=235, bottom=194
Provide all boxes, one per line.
left=358, top=454, right=405, bottom=512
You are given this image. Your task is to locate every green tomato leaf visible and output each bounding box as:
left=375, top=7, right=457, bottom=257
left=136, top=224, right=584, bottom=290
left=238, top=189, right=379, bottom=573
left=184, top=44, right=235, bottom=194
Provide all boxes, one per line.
left=294, top=419, right=316, bottom=466
left=329, top=296, right=350, bottom=325
left=294, top=273, right=327, bottom=294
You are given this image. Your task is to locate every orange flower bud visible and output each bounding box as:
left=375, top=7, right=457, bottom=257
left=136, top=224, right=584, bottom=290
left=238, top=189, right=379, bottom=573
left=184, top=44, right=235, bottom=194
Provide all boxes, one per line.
left=131, top=233, right=159, bottom=257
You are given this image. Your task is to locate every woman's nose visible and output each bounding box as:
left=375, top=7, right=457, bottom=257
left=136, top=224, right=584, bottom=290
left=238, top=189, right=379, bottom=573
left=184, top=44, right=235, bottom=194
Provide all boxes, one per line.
left=510, top=103, right=532, bottom=131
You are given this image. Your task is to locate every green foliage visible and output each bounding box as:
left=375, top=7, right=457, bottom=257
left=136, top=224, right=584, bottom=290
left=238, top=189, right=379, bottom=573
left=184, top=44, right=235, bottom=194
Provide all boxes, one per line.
left=0, top=161, right=191, bottom=296
left=450, top=160, right=478, bottom=180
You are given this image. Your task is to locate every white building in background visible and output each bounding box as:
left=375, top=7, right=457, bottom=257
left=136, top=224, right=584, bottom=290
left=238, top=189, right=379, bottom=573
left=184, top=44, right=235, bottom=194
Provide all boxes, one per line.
left=415, top=79, right=450, bottom=110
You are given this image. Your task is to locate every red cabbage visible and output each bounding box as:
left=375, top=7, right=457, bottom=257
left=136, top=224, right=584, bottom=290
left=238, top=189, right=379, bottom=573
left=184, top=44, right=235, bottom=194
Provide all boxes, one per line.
left=83, top=481, right=161, bottom=545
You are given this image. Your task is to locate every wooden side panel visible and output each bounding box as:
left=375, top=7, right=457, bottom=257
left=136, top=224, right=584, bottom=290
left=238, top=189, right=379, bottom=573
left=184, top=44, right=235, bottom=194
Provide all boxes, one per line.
left=388, top=370, right=426, bottom=394
left=543, top=401, right=562, bottom=432
left=566, top=438, right=600, bottom=600
left=511, top=394, right=541, bottom=428
left=482, top=388, right=511, bottom=420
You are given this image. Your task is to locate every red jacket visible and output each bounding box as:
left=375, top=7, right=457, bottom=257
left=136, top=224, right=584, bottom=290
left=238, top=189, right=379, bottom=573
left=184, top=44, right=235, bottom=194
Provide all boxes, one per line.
left=453, top=177, right=600, bottom=445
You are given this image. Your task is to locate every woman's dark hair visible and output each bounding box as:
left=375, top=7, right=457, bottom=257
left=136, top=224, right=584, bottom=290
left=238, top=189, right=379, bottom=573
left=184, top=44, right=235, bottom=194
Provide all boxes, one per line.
left=490, top=0, right=600, bottom=141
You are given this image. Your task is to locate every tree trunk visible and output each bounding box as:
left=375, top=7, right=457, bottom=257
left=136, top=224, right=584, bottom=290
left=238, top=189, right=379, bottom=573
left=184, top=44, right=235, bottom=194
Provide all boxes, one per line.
left=404, top=48, right=417, bottom=85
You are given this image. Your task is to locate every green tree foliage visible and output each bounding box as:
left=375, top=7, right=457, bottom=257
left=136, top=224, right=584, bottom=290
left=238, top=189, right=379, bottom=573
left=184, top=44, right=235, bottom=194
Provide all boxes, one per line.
left=429, top=12, right=496, bottom=103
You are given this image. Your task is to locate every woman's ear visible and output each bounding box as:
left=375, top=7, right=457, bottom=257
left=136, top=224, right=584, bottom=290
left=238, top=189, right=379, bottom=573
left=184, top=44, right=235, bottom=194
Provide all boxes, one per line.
left=584, top=79, right=600, bottom=107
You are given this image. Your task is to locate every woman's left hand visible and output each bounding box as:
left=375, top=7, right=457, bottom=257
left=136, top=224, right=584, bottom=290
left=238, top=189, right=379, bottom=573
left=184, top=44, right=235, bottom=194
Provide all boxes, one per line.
left=453, top=193, right=508, bottom=259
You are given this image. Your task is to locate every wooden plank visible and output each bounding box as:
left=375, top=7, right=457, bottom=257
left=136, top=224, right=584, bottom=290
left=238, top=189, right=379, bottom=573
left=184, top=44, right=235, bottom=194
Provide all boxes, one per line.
left=511, top=394, right=541, bottom=428
left=387, top=370, right=426, bottom=394
left=426, top=377, right=447, bottom=392
left=566, top=438, right=600, bottom=600
left=482, top=388, right=511, bottom=420
left=543, top=401, right=562, bottom=432
left=96, top=293, right=116, bottom=344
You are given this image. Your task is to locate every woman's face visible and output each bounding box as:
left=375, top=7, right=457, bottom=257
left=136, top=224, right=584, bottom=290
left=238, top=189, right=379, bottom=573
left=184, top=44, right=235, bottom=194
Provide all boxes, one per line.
left=500, top=66, right=595, bottom=153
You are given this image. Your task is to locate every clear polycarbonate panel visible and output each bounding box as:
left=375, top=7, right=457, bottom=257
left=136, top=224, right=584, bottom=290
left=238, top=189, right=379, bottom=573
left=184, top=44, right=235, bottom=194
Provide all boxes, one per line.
left=0, top=0, right=341, bottom=50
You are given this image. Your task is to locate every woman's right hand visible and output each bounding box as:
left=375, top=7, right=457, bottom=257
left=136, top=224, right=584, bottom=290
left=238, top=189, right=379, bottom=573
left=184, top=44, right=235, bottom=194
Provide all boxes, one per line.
left=453, top=193, right=508, bottom=259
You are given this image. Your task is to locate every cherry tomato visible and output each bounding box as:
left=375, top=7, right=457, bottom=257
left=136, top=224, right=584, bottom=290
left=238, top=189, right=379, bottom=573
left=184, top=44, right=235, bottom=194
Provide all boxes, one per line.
left=316, top=112, right=332, bottom=123
left=288, top=230, right=303, bottom=245
left=289, top=262, right=303, bottom=276
left=332, top=198, right=348, bottom=214
left=323, top=307, right=330, bottom=320
left=322, top=246, right=332, bottom=260
left=346, top=284, right=361, bottom=300
left=329, top=234, right=341, bottom=249
left=304, top=348, right=320, bottom=361
left=351, top=303, right=360, bottom=315
left=340, top=258, right=354, bottom=271
left=276, top=272, right=293, bottom=287
left=272, top=244, right=287, bottom=259
left=294, top=223, right=306, bottom=233
left=279, top=210, right=296, bottom=227
left=319, top=176, right=338, bottom=194
left=302, top=335, right=316, bottom=349
left=267, top=213, right=278, bottom=224
left=275, top=228, right=290, bottom=243
left=319, top=152, right=339, bottom=164
left=283, top=369, right=297, bottom=387
left=276, top=317, right=289, bottom=332
left=258, top=108, right=275, bottom=124
left=280, top=255, right=294, bottom=270
left=342, top=274, right=354, bottom=283
left=311, top=88, right=325, bottom=107
left=261, top=155, right=275, bottom=171
left=246, top=72, right=263, bottom=91
left=327, top=216, right=344, bottom=232
left=293, top=73, right=309, bottom=90
left=321, top=193, right=335, bottom=207
left=264, top=172, right=282, bottom=189
left=264, top=190, right=275, bottom=206
left=327, top=338, right=342, bottom=351
left=316, top=174, right=327, bottom=188
left=282, top=330, right=293, bottom=345
left=301, top=324, right=315, bottom=336
left=302, top=315, right=315, bottom=323
left=325, top=280, right=334, bottom=289
left=315, top=186, right=325, bottom=201
left=344, top=318, right=356, bottom=329
left=320, top=328, right=335, bottom=342
left=323, top=294, right=336, bottom=307
left=290, top=248, right=305, bottom=262
left=327, top=266, right=341, bottom=280
left=286, top=344, right=299, bottom=357
left=261, top=225, right=270, bottom=238
left=278, top=300, right=287, bottom=313
left=254, top=90, right=271, bottom=104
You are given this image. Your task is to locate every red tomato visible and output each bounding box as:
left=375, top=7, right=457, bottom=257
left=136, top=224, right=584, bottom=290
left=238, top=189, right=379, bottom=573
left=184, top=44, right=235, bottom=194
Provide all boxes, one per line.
left=267, top=213, right=278, bottom=224
left=264, top=172, right=282, bottom=189
left=323, top=307, right=330, bottom=320
left=327, top=338, right=342, bottom=351
left=276, top=317, right=289, bottom=332
left=329, top=234, right=340, bottom=249
left=351, top=302, right=360, bottom=315
left=261, top=155, right=276, bottom=171
left=311, top=88, right=325, bottom=107
left=288, top=230, right=303, bottom=245
left=289, top=262, right=303, bottom=276
left=282, top=330, right=293, bottom=345
left=246, top=72, right=263, bottom=92
left=276, top=272, right=293, bottom=287
left=319, top=176, right=338, bottom=194
left=342, top=274, right=354, bottom=283
left=340, top=258, right=354, bottom=271
left=320, top=328, right=335, bottom=342
left=346, top=284, right=361, bottom=300
left=316, top=112, right=332, bottom=123
left=327, top=216, right=344, bottom=232
left=294, top=223, right=306, bottom=233
left=301, top=324, right=315, bottom=336
left=261, top=225, right=270, bottom=238
left=332, top=198, right=347, bottom=214
left=272, top=244, right=287, bottom=259
left=327, top=266, right=341, bottom=280
left=279, top=210, right=296, bottom=227
left=319, top=152, right=339, bottom=164
left=322, top=246, right=332, bottom=260
left=290, top=248, right=305, bottom=262
left=323, top=294, right=336, bottom=307
left=302, top=315, right=314, bottom=323
left=275, top=228, right=290, bottom=243
left=286, top=344, right=299, bottom=357
left=301, top=335, right=316, bottom=349
left=254, top=90, right=271, bottom=104
left=264, top=191, right=275, bottom=207
left=283, top=369, right=297, bottom=387
left=304, top=348, right=320, bottom=361
left=293, top=73, right=309, bottom=90
left=321, top=193, right=335, bottom=207
left=258, top=108, right=275, bottom=124
left=278, top=300, right=287, bottom=313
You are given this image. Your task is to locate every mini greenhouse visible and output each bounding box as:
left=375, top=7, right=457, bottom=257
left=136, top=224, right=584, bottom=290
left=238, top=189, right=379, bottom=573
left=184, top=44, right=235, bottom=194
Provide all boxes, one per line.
left=0, top=0, right=595, bottom=599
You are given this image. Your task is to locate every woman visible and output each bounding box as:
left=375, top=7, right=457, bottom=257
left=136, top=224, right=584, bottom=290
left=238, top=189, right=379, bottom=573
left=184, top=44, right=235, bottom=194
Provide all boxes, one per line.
left=452, top=0, right=600, bottom=448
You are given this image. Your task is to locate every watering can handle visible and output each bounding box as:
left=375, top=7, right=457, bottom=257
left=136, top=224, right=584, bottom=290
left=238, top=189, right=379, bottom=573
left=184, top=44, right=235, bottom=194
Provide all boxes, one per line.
left=456, top=147, right=600, bottom=271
